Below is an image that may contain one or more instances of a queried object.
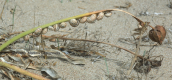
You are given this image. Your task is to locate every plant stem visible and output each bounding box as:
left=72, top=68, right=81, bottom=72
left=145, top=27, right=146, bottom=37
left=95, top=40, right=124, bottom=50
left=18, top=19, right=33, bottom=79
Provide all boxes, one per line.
left=0, top=61, right=49, bottom=80
left=104, top=57, right=109, bottom=75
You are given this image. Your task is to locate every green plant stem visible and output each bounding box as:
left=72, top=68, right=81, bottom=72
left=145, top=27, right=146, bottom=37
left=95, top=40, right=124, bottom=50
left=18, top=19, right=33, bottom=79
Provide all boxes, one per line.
left=12, top=6, right=16, bottom=26
left=0, top=13, right=89, bottom=51
left=104, top=57, right=109, bottom=75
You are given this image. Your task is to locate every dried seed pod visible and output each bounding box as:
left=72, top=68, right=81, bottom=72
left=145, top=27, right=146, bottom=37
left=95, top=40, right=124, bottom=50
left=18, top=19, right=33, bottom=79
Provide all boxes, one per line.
left=149, top=25, right=166, bottom=45
left=23, top=35, right=30, bottom=41
left=34, top=28, right=42, bottom=34
left=97, top=12, right=104, bottom=20
left=48, top=26, right=54, bottom=31
left=104, top=11, right=112, bottom=17
left=87, top=14, right=97, bottom=23
left=42, top=28, right=48, bottom=34
left=53, top=24, right=59, bottom=31
left=58, top=22, right=67, bottom=28
left=80, top=17, right=87, bottom=23
left=69, top=19, right=79, bottom=27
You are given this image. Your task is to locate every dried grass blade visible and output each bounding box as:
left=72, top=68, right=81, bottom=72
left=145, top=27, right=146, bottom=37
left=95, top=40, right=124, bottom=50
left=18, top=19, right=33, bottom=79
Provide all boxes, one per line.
left=127, top=29, right=143, bottom=75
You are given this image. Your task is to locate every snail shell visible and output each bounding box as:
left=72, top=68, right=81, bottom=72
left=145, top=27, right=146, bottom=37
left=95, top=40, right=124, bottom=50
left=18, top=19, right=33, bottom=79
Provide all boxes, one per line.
left=58, top=22, right=67, bottom=28
left=34, top=28, right=42, bottom=34
left=69, top=19, right=79, bottom=27
left=104, top=11, right=112, bottom=17
left=53, top=24, right=59, bottom=31
left=97, top=12, right=104, bottom=20
left=80, top=17, right=87, bottom=23
left=87, top=14, right=97, bottom=23
left=48, top=26, right=54, bottom=31
left=42, top=28, right=48, bottom=34
left=49, top=38, right=56, bottom=42
left=23, top=35, right=30, bottom=41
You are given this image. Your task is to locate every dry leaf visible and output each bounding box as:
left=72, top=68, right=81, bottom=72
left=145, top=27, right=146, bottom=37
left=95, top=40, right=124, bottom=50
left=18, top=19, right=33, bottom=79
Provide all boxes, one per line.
left=41, top=67, right=61, bottom=79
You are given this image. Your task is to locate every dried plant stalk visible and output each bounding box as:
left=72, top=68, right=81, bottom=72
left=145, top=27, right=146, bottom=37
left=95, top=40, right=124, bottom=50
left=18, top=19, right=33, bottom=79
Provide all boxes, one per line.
left=42, top=35, right=151, bottom=61
left=0, top=61, right=49, bottom=80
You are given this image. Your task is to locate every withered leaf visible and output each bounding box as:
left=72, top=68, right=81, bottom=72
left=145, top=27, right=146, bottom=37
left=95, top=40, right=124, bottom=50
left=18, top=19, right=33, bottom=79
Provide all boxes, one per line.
left=41, top=67, right=61, bottom=79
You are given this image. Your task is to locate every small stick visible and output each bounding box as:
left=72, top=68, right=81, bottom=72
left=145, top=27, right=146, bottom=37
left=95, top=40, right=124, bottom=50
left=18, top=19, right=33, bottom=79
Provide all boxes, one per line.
left=0, top=0, right=7, bottom=20
left=43, top=35, right=151, bottom=61
left=0, top=61, right=49, bottom=80
left=127, top=28, right=143, bottom=75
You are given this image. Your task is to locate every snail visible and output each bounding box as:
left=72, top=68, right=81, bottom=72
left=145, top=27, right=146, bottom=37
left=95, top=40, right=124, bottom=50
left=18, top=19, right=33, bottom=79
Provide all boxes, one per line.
left=80, top=17, right=87, bottom=23
left=23, top=35, right=30, bottom=41
left=97, top=12, right=104, bottom=20
left=69, top=19, right=79, bottom=27
left=104, top=11, right=112, bottom=17
left=53, top=24, right=59, bottom=31
left=87, top=14, right=97, bottom=23
left=42, top=28, right=48, bottom=34
left=34, top=28, right=42, bottom=34
left=49, top=38, right=56, bottom=42
left=48, top=26, right=54, bottom=31
left=58, top=22, right=67, bottom=28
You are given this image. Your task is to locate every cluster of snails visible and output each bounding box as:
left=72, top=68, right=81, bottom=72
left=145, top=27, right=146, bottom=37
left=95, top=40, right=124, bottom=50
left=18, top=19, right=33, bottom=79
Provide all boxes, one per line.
left=23, top=28, right=48, bottom=41
left=23, top=11, right=112, bottom=41
left=49, top=11, right=112, bottom=29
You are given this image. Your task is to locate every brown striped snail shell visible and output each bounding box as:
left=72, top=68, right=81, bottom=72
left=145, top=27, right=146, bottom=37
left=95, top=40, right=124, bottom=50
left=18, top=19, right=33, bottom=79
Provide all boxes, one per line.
left=48, top=26, right=54, bottom=31
left=97, top=12, right=104, bottom=20
left=87, top=14, right=97, bottom=23
left=104, top=11, right=112, bottom=17
left=23, top=35, right=30, bottom=41
left=42, top=28, right=48, bottom=34
left=49, top=38, right=56, bottom=42
left=34, top=28, right=42, bottom=34
left=53, top=24, right=59, bottom=31
left=80, top=17, right=87, bottom=23
left=58, top=22, right=67, bottom=28
left=69, top=19, right=79, bottom=27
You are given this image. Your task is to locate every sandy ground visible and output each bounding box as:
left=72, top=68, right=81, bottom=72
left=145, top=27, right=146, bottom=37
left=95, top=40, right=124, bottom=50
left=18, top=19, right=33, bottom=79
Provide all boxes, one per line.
left=0, top=0, right=172, bottom=80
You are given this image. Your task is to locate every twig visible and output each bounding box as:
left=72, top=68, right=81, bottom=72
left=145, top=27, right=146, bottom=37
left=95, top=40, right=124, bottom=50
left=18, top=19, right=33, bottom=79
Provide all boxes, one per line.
left=0, top=0, right=7, bottom=20
left=0, top=60, right=49, bottom=80
left=43, top=35, right=151, bottom=61
left=127, top=28, right=143, bottom=75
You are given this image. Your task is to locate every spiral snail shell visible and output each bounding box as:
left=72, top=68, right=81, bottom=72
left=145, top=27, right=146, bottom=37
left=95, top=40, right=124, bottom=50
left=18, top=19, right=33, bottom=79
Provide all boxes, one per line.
left=58, top=22, right=67, bottom=28
left=104, top=11, right=112, bottom=17
left=42, top=28, right=48, bottom=34
left=87, top=14, right=97, bottom=23
left=53, top=24, right=59, bottom=31
left=69, top=19, right=79, bottom=27
left=80, top=17, right=87, bottom=23
left=23, top=35, right=30, bottom=41
left=97, top=12, right=104, bottom=20
left=34, top=28, right=42, bottom=34
left=48, top=26, right=54, bottom=31
left=49, top=38, right=56, bottom=42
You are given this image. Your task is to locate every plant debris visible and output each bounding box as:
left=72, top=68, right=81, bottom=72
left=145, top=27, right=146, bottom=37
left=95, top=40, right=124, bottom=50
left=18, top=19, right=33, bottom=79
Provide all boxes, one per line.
left=134, top=55, right=163, bottom=74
